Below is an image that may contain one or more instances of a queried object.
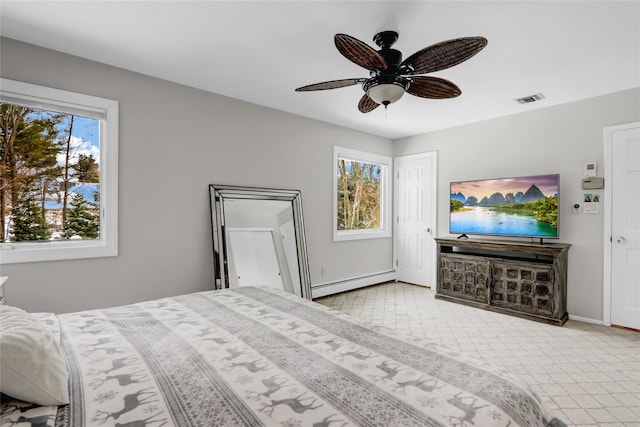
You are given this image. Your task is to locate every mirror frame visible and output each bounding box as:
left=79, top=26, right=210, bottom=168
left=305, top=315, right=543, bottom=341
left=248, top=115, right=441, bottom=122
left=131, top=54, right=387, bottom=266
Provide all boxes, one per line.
left=209, top=184, right=312, bottom=299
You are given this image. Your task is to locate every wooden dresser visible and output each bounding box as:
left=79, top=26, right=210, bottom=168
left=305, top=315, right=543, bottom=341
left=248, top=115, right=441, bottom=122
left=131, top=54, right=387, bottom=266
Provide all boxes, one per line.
left=435, top=238, right=570, bottom=325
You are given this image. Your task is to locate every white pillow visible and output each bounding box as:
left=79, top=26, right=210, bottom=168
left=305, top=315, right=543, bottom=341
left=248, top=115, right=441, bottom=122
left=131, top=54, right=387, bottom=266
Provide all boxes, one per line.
left=0, top=305, right=69, bottom=405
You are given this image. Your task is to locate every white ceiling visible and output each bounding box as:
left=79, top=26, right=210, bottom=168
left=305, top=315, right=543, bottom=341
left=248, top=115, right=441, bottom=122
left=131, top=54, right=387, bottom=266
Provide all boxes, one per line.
left=1, top=1, right=638, bottom=139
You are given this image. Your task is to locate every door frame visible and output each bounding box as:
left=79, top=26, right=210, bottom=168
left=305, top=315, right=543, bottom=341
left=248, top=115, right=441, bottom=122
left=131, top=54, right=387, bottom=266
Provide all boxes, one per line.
left=393, top=151, right=438, bottom=287
left=602, top=121, right=639, bottom=326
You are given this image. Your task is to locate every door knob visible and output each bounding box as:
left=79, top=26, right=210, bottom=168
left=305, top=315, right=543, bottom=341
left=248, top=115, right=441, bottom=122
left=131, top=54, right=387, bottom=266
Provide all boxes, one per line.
left=425, top=227, right=431, bottom=233
left=615, top=236, right=626, bottom=243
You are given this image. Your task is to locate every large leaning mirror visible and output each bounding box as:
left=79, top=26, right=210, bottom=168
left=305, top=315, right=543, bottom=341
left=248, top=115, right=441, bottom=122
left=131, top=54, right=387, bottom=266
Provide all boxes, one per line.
left=209, top=184, right=312, bottom=300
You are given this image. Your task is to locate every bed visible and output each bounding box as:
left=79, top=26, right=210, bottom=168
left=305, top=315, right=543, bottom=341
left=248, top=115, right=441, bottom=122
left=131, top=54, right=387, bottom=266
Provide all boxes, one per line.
left=1, top=286, right=565, bottom=427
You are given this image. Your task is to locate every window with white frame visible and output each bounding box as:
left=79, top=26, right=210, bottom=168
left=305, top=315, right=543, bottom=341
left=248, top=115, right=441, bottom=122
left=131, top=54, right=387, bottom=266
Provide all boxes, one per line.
left=333, top=146, right=391, bottom=241
left=0, top=79, right=118, bottom=264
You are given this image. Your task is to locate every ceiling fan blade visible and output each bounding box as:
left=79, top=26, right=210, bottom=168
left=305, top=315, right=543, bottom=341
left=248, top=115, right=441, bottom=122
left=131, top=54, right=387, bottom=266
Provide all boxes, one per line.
left=358, top=94, right=380, bottom=113
left=335, top=33, right=387, bottom=71
left=401, top=37, right=488, bottom=75
left=295, top=78, right=364, bottom=91
left=406, top=76, right=461, bottom=99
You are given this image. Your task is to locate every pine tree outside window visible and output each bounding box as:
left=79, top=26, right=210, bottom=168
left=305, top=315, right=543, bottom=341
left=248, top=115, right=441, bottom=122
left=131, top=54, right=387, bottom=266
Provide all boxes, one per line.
left=333, top=146, right=391, bottom=241
left=0, top=79, right=118, bottom=264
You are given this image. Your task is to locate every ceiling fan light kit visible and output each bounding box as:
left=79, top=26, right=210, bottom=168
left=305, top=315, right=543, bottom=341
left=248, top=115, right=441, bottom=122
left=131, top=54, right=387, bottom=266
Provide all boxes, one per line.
left=365, top=80, right=406, bottom=106
left=295, top=30, right=487, bottom=114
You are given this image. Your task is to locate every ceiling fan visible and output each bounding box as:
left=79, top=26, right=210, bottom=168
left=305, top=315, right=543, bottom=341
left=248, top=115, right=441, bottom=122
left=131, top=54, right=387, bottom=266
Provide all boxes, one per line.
left=295, top=31, right=487, bottom=113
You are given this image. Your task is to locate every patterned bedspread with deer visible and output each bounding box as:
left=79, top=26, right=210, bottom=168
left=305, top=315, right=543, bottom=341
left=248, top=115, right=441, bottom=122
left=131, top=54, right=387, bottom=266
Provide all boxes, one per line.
left=1, top=287, right=566, bottom=427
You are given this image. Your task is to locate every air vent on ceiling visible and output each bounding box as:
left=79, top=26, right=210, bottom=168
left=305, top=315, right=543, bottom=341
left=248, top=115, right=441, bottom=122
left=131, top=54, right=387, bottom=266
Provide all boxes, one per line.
left=515, top=93, right=546, bottom=104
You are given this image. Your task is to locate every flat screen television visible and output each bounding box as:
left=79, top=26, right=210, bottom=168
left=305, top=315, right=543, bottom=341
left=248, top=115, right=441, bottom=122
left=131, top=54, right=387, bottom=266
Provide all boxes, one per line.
left=450, top=174, right=559, bottom=240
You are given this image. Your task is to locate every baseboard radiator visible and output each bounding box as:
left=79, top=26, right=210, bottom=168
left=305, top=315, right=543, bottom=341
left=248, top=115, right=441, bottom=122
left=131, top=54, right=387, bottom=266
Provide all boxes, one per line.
left=311, top=270, right=396, bottom=299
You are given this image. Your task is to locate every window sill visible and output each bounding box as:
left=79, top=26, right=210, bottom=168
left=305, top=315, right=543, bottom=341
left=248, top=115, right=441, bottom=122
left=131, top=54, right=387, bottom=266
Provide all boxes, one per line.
left=333, top=230, right=392, bottom=242
left=0, top=240, right=117, bottom=264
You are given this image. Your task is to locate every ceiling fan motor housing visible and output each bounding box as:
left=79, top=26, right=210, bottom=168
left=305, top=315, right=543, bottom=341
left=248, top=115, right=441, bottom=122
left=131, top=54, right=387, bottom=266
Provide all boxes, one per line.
left=371, top=47, right=407, bottom=86
left=365, top=31, right=409, bottom=105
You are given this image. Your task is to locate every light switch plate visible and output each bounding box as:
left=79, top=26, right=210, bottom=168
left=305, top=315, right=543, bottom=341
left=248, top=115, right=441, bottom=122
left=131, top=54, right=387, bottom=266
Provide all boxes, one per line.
left=584, top=202, right=599, bottom=214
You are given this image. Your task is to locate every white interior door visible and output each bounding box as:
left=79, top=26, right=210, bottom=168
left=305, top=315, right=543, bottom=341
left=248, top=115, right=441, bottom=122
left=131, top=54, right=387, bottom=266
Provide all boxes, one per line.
left=394, top=152, right=437, bottom=287
left=607, top=123, right=640, bottom=330
left=227, top=229, right=283, bottom=290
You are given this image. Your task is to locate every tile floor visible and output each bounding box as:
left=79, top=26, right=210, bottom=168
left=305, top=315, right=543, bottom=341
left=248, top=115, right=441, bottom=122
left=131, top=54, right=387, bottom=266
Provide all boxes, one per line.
left=315, top=281, right=640, bottom=427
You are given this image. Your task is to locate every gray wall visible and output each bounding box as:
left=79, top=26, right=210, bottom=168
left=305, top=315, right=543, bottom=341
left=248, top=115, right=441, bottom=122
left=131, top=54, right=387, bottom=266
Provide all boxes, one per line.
left=2, top=37, right=638, bottom=322
left=393, top=87, right=640, bottom=322
left=0, top=37, right=393, bottom=313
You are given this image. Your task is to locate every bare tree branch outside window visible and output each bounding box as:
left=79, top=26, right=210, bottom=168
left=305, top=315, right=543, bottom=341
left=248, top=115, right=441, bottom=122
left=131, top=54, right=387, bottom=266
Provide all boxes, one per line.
left=337, top=158, right=382, bottom=231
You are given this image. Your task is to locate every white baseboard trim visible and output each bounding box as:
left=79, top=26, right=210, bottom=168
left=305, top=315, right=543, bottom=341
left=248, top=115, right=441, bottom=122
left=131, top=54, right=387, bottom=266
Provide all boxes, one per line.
left=568, top=314, right=603, bottom=325
left=311, top=270, right=396, bottom=299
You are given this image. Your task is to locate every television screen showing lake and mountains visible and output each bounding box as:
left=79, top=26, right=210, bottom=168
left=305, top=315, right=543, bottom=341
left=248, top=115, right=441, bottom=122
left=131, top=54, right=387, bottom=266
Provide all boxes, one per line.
left=450, top=174, right=559, bottom=238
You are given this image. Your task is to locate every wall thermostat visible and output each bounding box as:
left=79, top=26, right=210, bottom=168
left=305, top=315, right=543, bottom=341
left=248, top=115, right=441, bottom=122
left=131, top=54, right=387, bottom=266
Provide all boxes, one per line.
left=585, top=162, right=597, bottom=177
